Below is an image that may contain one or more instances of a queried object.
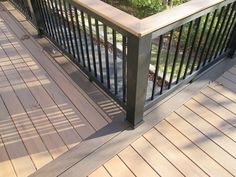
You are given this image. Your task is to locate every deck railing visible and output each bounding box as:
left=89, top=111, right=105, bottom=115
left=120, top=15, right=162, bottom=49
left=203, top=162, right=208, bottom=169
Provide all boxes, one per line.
left=10, top=0, right=236, bottom=127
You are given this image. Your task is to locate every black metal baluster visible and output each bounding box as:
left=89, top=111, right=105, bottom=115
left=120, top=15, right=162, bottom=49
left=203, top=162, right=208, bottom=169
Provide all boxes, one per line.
left=168, top=26, right=183, bottom=88
left=69, top=4, right=80, bottom=62
left=81, top=12, right=91, bottom=71
left=39, top=0, right=52, bottom=36
left=48, top=0, right=60, bottom=44
left=221, top=11, right=236, bottom=54
left=214, top=5, right=234, bottom=58
left=160, top=30, right=173, bottom=94
left=122, top=36, right=127, bottom=102
left=176, top=22, right=193, bottom=84
left=63, top=1, right=75, bottom=56
left=151, top=35, right=163, bottom=100
left=189, top=17, right=202, bottom=74
left=183, top=18, right=201, bottom=78
left=205, top=7, right=225, bottom=63
left=35, top=0, right=47, bottom=34
left=75, top=8, right=85, bottom=66
left=113, top=30, right=118, bottom=95
left=69, top=5, right=80, bottom=62
left=66, top=3, right=76, bottom=59
left=201, top=10, right=218, bottom=67
left=54, top=0, right=66, bottom=48
left=210, top=5, right=230, bottom=60
left=88, top=16, right=97, bottom=77
left=95, top=20, right=103, bottom=83
left=193, top=15, right=209, bottom=71
left=43, top=0, right=56, bottom=41
left=59, top=0, right=70, bottom=52
left=104, top=25, right=111, bottom=89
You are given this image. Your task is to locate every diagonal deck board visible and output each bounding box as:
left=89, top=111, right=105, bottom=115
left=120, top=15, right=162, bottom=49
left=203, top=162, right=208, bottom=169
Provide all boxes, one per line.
left=87, top=68, right=236, bottom=177
left=0, top=4, right=127, bottom=177
left=1, top=1, right=236, bottom=177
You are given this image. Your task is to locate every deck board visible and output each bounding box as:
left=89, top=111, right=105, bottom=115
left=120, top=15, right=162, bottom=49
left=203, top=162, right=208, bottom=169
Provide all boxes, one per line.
left=0, top=5, right=122, bottom=177
left=89, top=67, right=236, bottom=177
left=2, top=1, right=236, bottom=177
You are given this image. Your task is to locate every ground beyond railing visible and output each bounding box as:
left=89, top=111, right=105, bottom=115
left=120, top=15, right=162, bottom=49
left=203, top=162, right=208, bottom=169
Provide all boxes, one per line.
left=9, top=0, right=236, bottom=127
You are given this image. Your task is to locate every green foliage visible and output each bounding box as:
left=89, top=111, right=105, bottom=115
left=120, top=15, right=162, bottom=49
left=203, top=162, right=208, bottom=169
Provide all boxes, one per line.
left=102, top=0, right=189, bottom=18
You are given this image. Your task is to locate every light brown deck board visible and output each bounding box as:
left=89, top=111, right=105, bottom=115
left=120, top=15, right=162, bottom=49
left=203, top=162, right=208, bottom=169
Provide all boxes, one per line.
left=103, top=156, right=135, bottom=177
left=118, top=146, right=160, bottom=177
left=185, top=99, right=236, bottom=142
left=2, top=1, right=236, bottom=177
left=0, top=130, right=17, bottom=177
left=89, top=67, right=236, bottom=177
left=144, top=128, right=207, bottom=177
left=88, top=166, right=111, bottom=177
left=193, top=93, right=236, bottom=133
left=131, top=136, right=183, bottom=177
left=0, top=5, right=126, bottom=176
left=166, top=111, right=236, bottom=176
left=0, top=96, right=36, bottom=177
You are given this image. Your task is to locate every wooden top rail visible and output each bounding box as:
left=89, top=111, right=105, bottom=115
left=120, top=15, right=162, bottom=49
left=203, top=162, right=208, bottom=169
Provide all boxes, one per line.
left=68, top=0, right=234, bottom=37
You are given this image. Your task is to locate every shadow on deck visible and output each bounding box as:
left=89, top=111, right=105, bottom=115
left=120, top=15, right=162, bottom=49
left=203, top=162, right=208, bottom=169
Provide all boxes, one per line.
left=1, top=1, right=236, bottom=177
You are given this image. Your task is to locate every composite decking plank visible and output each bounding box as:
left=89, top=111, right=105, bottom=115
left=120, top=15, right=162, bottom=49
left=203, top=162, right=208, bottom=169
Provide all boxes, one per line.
left=2, top=41, right=83, bottom=149
left=118, top=146, right=160, bottom=177
left=25, top=80, right=82, bottom=149
left=0, top=85, right=53, bottom=170
left=158, top=118, right=234, bottom=177
left=0, top=42, right=70, bottom=158
left=176, top=103, right=236, bottom=160
left=103, top=156, right=135, bottom=177
left=216, top=76, right=236, bottom=93
left=1, top=10, right=109, bottom=130
left=185, top=99, right=236, bottom=142
left=194, top=92, right=236, bottom=126
left=22, top=57, right=96, bottom=139
left=201, top=86, right=236, bottom=115
left=11, top=82, right=68, bottom=159
left=0, top=95, right=36, bottom=177
left=143, top=128, right=207, bottom=177
left=208, top=82, right=236, bottom=104
left=88, top=166, right=111, bottom=177
left=131, top=136, right=184, bottom=177
left=229, top=66, right=236, bottom=75
left=173, top=108, right=236, bottom=175
left=2, top=9, right=109, bottom=132
left=224, top=72, right=236, bottom=84
left=0, top=129, right=17, bottom=177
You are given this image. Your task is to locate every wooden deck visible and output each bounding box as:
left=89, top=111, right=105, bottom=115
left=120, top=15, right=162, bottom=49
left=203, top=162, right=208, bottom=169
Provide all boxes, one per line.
left=0, top=4, right=126, bottom=177
left=88, top=70, right=236, bottom=177
left=1, top=1, right=236, bottom=177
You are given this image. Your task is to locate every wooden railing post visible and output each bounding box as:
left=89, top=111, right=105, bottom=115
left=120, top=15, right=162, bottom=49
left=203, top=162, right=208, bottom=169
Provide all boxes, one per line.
left=126, top=33, right=152, bottom=127
left=26, top=0, right=44, bottom=35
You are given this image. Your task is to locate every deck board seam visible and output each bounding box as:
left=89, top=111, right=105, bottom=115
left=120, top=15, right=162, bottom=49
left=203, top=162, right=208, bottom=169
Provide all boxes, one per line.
left=208, top=83, right=236, bottom=104
left=184, top=101, right=236, bottom=143
left=129, top=145, right=161, bottom=176
left=0, top=28, right=71, bottom=153
left=0, top=6, right=109, bottom=130
left=0, top=57, right=58, bottom=161
left=141, top=135, right=186, bottom=177
left=153, top=123, right=210, bottom=177
left=0, top=94, right=37, bottom=171
left=192, top=97, right=236, bottom=130
left=164, top=117, right=235, bottom=176
left=200, top=90, right=236, bottom=117
left=174, top=108, right=236, bottom=161
left=0, top=131, right=18, bottom=177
